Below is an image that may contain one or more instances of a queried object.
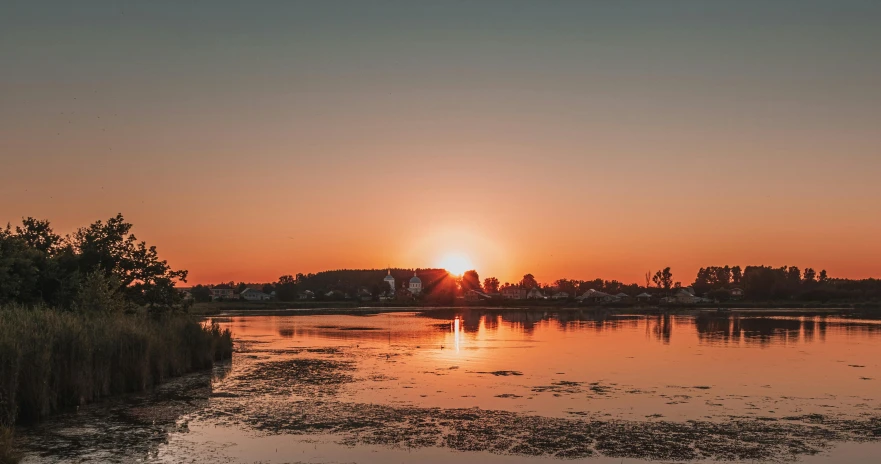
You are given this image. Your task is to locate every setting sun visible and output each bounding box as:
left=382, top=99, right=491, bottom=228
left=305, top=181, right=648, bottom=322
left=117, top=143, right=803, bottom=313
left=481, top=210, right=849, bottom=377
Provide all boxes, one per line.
left=437, top=252, right=474, bottom=276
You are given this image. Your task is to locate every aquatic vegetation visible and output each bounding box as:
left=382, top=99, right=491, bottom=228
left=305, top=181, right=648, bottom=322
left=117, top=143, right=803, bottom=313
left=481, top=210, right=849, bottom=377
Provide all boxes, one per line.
left=0, top=306, right=232, bottom=426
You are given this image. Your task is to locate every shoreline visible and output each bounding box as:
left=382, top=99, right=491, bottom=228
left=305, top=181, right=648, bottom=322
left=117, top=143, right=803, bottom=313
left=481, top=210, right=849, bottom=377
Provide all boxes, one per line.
left=205, top=305, right=866, bottom=318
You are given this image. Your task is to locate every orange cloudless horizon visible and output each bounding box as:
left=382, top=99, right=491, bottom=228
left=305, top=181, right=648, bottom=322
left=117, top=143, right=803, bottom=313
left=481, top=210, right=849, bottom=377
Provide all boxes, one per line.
left=2, top=3, right=880, bottom=285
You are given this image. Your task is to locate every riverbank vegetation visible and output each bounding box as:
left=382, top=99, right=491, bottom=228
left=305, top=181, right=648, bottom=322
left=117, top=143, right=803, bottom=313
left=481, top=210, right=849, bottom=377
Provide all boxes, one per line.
left=0, top=307, right=232, bottom=461
left=0, top=214, right=231, bottom=462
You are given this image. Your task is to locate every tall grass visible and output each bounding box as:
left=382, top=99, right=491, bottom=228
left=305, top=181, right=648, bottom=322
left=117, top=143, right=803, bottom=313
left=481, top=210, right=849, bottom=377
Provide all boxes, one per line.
left=0, top=306, right=232, bottom=461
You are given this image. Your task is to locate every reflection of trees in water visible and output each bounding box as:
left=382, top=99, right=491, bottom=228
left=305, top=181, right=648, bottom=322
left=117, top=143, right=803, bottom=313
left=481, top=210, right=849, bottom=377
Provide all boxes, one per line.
left=694, top=315, right=881, bottom=345
left=419, top=309, right=642, bottom=335
left=696, top=315, right=802, bottom=345
left=647, top=314, right=673, bottom=344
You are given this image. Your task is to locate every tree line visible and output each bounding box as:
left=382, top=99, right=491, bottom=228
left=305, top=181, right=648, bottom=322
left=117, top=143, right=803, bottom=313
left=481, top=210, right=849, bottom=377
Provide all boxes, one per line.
left=0, top=214, right=187, bottom=312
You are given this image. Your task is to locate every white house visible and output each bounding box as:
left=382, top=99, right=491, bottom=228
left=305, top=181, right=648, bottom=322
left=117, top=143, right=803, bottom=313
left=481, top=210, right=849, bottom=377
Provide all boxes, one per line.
left=551, top=291, right=570, bottom=300
left=665, top=289, right=709, bottom=304
left=241, top=288, right=271, bottom=301
left=636, top=292, right=652, bottom=302
left=501, top=286, right=527, bottom=299
left=526, top=288, right=545, bottom=299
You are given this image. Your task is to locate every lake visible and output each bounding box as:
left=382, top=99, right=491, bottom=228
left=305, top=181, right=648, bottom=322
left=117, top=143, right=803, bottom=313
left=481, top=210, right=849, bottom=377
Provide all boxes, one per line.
left=17, top=309, right=881, bottom=463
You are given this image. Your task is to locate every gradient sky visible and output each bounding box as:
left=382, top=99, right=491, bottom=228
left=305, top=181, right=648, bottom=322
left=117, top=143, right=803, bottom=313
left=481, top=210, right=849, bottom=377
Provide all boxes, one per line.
left=2, top=1, right=880, bottom=285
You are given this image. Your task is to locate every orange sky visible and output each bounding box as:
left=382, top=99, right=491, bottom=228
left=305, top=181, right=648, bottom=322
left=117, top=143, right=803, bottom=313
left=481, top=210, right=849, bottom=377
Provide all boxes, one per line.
left=2, top=2, right=880, bottom=285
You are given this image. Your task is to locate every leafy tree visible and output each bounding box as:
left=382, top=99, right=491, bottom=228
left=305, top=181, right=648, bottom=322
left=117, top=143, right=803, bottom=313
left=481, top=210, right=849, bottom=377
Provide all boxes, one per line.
left=190, top=284, right=212, bottom=303
left=15, top=217, right=62, bottom=254
left=787, top=266, right=802, bottom=284
left=0, top=214, right=187, bottom=311
left=370, top=283, right=387, bottom=300
left=73, top=270, right=126, bottom=313
left=275, top=275, right=298, bottom=301
left=519, top=274, right=538, bottom=289
left=732, top=266, right=743, bottom=284
left=553, top=278, right=577, bottom=296
left=73, top=214, right=187, bottom=310
left=707, top=288, right=732, bottom=302
left=653, top=267, right=673, bottom=291
left=715, top=266, right=732, bottom=286
left=483, top=277, right=500, bottom=293
left=461, top=270, right=481, bottom=292
left=803, top=268, right=816, bottom=284
left=818, top=269, right=828, bottom=284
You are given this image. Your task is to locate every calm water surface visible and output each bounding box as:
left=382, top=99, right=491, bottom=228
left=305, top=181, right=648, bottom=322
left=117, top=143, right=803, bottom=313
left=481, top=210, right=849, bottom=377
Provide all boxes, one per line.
left=18, top=309, right=881, bottom=463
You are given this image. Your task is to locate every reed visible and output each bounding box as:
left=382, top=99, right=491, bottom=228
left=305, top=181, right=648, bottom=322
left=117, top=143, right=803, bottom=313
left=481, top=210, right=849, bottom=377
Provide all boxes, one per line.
left=0, top=306, right=232, bottom=461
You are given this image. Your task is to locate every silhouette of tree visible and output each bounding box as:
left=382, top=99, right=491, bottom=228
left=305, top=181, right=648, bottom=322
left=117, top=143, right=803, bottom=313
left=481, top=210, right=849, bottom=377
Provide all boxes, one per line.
left=803, top=268, right=816, bottom=284
left=275, top=275, right=298, bottom=301
left=732, top=266, right=743, bottom=284
left=15, top=217, right=62, bottom=254
left=653, top=267, right=673, bottom=291
left=483, top=277, right=500, bottom=293
left=519, top=273, right=538, bottom=289
left=461, top=270, right=481, bottom=292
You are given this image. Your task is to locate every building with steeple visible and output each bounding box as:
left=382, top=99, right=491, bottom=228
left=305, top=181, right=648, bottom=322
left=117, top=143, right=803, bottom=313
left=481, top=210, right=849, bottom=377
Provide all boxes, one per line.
left=383, top=269, right=395, bottom=294
left=409, top=272, right=422, bottom=295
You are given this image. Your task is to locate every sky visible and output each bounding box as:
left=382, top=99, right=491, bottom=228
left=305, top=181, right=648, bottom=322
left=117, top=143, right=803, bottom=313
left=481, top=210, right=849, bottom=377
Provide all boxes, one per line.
left=2, top=1, right=880, bottom=285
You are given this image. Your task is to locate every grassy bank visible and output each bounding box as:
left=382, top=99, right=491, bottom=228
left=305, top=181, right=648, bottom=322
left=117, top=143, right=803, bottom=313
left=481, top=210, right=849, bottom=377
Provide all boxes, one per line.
left=0, top=307, right=233, bottom=461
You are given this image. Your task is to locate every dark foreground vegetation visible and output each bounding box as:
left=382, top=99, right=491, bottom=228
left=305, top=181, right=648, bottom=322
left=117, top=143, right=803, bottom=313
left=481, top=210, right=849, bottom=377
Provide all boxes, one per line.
left=0, top=307, right=232, bottom=462
left=0, top=214, right=232, bottom=462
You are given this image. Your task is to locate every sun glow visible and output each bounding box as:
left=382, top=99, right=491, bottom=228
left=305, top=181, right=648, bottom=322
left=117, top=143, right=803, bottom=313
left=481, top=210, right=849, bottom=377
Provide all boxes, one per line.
left=438, top=252, right=474, bottom=276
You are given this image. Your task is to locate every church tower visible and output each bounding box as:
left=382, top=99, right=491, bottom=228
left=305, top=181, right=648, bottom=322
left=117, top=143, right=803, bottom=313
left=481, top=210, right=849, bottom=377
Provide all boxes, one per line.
left=409, top=271, right=422, bottom=295
left=383, top=268, right=395, bottom=294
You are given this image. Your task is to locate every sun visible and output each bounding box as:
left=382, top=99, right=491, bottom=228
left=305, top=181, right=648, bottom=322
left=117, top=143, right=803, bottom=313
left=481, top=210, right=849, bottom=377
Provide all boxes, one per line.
left=438, top=252, right=473, bottom=276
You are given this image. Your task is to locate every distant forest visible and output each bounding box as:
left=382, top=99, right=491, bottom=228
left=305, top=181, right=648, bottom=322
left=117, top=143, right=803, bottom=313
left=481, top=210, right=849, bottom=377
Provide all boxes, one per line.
left=193, top=265, right=881, bottom=304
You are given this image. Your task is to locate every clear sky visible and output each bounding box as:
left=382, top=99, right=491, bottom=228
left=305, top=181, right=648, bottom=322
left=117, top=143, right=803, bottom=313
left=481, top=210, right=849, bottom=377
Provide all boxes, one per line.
left=2, top=1, right=880, bottom=285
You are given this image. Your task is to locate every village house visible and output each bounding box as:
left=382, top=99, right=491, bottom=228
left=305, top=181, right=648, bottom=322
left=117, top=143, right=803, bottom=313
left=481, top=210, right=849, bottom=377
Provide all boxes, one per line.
left=730, top=287, right=745, bottom=299
left=526, top=288, right=545, bottom=300
left=209, top=285, right=237, bottom=301
left=551, top=291, right=570, bottom=300
left=464, top=289, right=492, bottom=302
left=664, top=288, right=710, bottom=305
left=501, top=286, right=527, bottom=299
left=240, top=288, right=271, bottom=301
left=178, top=288, right=194, bottom=301
left=578, top=289, right=617, bottom=303
left=636, top=292, right=652, bottom=302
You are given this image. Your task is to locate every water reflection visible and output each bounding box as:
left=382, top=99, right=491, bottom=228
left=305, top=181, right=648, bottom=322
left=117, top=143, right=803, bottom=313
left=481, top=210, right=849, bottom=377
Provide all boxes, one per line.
left=409, top=310, right=881, bottom=347
left=257, top=310, right=881, bottom=349
left=692, top=314, right=881, bottom=346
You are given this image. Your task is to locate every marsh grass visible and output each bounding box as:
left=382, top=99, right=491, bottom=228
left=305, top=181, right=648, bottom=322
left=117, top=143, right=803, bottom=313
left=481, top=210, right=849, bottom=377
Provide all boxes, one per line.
left=0, top=306, right=232, bottom=461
